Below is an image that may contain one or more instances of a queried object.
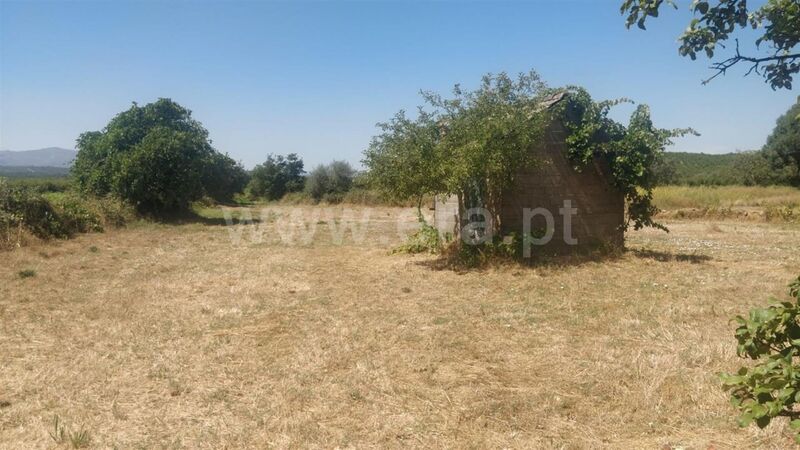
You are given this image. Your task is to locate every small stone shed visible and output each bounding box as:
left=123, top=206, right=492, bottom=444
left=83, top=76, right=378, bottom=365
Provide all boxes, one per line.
left=433, top=92, right=625, bottom=254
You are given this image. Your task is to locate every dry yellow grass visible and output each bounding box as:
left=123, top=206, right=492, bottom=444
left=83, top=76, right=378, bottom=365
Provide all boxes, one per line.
left=1, top=205, right=799, bottom=448
left=653, top=186, right=800, bottom=223
left=653, top=185, right=800, bottom=210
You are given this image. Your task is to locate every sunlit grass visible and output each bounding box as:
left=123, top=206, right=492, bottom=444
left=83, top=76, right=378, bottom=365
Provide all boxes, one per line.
left=653, top=185, right=800, bottom=210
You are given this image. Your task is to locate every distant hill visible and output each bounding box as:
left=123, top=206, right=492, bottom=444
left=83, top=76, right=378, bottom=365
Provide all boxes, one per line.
left=0, top=147, right=76, bottom=167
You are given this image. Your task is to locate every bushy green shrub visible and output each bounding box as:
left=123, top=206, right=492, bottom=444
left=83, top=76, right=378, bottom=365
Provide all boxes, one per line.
left=365, top=71, right=691, bottom=235
left=247, top=153, right=304, bottom=200
left=203, top=152, right=250, bottom=203
left=0, top=179, right=69, bottom=240
left=721, top=276, right=800, bottom=441
left=305, top=161, right=355, bottom=203
left=72, top=98, right=247, bottom=215
left=763, top=99, right=800, bottom=186
left=393, top=213, right=442, bottom=254
left=50, top=194, right=103, bottom=233
left=113, top=127, right=210, bottom=214
left=1, top=178, right=135, bottom=248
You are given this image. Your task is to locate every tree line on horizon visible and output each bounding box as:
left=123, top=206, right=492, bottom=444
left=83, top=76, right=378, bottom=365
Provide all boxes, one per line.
left=69, top=98, right=363, bottom=214
left=6, top=92, right=797, bottom=221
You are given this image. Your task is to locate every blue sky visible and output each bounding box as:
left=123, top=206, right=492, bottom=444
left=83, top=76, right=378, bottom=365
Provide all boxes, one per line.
left=0, top=0, right=795, bottom=169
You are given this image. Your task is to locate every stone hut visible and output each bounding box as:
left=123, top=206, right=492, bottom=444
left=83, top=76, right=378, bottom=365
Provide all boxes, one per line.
left=433, top=92, right=625, bottom=255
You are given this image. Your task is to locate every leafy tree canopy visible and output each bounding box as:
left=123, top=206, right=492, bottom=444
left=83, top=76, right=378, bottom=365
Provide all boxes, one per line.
left=721, top=277, right=800, bottom=441
left=72, top=98, right=247, bottom=214
left=305, top=160, right=356, bottom=203
left=365, top=71, right=550, bottom=218
left=364, top=71, right=693, bottom=232
left=763, top=97, right=800, bottom=184
left=621, top=0, right=799, bottom=89
left=362, top=109, right=443, bottom=208
left=558, top=88, right=695, bottom=230
left=247, top=153, right=305, bottom=200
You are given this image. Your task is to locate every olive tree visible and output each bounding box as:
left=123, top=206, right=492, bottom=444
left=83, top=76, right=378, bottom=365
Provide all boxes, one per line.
left=305, top=160, right=356, bottom=203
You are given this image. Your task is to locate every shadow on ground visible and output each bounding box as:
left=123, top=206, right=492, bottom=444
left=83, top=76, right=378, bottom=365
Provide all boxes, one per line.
left=412, top=246, right=712, bottom=273
left=629, top=248, right=712, bottom=264
left=152, top=209, right=263, bottom=227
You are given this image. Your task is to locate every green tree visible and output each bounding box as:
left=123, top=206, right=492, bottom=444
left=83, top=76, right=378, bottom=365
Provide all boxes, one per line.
left=115, top=127, right=208, bottom=213
left=365, top=71, right=551, bottom=224
left=424, top=72, right=550, bottom=224
left=721, top=277, right=800, bottom=442
left=363, top=109, right=443, bottom=209
left=651, top=152, right=679, bottom=185
left=72, top=98, right=245, bottom=214
left=247, top=153, right=305, bottom=200
left=621, top=0, right=800, bottom=89
left=763, top=97, right=800, bottom=184
left=364, top=71, right=690, bottom=233
left=559, top=88, right=695, bottom=230
left=201, top=151, right=249, bottom=203
left=305, top=160, right=356, bottom=202
left=732, top=150, right=788, bottom=186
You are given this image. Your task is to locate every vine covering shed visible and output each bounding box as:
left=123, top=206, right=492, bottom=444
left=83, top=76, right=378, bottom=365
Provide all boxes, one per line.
left=433, top=92, right=625, bottom=254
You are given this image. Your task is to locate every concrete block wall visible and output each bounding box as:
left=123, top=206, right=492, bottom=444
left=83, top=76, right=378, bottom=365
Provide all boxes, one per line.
left=499, top=123, right=624, bottom=254
left=433, top=194, right=460, bottom=238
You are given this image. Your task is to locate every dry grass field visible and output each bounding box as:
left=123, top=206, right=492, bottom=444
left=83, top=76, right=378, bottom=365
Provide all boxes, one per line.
left=653, top=186, right=800, bottom=223
left=2, top=205, right=800, bottom=448
left=653, top=185, right=800, bottom=210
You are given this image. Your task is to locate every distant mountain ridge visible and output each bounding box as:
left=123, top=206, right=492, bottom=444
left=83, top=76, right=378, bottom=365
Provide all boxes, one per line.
left=0, top=147, right=77, bottom=167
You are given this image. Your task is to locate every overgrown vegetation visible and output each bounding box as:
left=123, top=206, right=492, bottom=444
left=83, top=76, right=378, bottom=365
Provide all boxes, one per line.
left=763, top=97, right=800, bottom=185
left=393, top=213, right=443, bottom=254
left=721, top=276, right=800, bottom=442
left=72, top=98, right=248, bottom=215
left=365, top=70, right=691, bottom=236
left=0, top=178, right=134, bottom=249
left=247, top=153, right=304, bottom=200
left=556, top=87, right=694, bottom=230
left=365, top=71, right=549, bottom=224
left=305, top=160, right=356, bottom=203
